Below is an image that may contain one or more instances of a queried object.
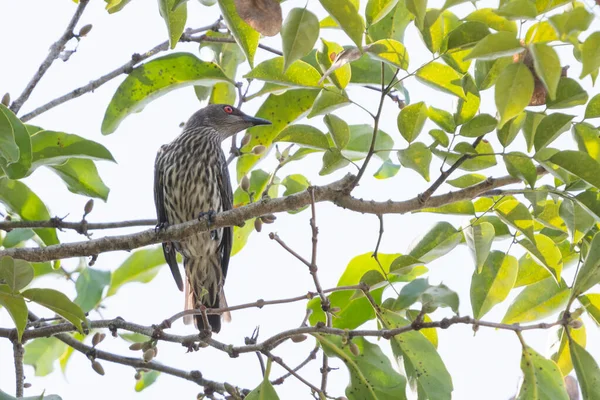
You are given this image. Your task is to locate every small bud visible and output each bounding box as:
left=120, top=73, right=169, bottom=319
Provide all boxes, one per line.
left=224, top=382, right=237, bottom=396
left=1, top=93, right=10, bottom=107
left=84, top=199, right=94, bottom=217
left=569, top=319, right=584, bottom=329
left=291, top=334, right=307, bottom=343
left=281, top=146, right=291, bottom=160
left=197, top=394, right=205, bottom=400
left=275, top=145, right=282, bottom=160
left=179, top=122, right=185, bottom=128
left=254, top=218, right=262, bottom=233
left=23, top=383, right=31, bottom=389
left=153, top=346, right=158, bottom=357
left=134, top=371, right=142, bottom=380
left=240, top=175, right=250, bottom=192
left=92, top=332, right=105, bottom=347
left=260, top=214, right=276, bottom=224
left=240, top=133, right=251, bottom=147
left=78, top=24, right=93, bottom=36
left=142, top=341, right=152, bottom=351
left=252, top=145, right=266, bottom=155
left=143, top=348, right=154, bottom=362
left=92, top=360, right=105, bottom=376
left=349, top=341, right=360, bottom=356
left=129, top=342, right=144, bottom=351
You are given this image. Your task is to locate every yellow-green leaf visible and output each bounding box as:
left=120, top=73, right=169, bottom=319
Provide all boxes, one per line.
left=502, top=277, right=569, bottom=324
left=470, top=252, right=517, bottom=318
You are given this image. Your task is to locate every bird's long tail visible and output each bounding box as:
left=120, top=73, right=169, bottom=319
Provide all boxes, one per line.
left=182, top=257, right=230, bottom=332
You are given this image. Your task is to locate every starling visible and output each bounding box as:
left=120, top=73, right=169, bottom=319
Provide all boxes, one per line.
left=154, top=104, right=271, bottom=332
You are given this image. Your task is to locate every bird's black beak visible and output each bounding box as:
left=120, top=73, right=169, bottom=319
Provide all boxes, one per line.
left=242, top=114, right=272, bottom=126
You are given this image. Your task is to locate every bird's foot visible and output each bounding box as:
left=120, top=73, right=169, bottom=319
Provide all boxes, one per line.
left=155, top=221, right=169, bottom=233
left=198, top=210, right=218, bottom=239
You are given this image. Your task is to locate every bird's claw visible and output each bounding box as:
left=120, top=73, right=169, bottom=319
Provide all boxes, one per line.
left=198, top=210, right=217, bottom=225
left=155, top=221, right=169, bottom=233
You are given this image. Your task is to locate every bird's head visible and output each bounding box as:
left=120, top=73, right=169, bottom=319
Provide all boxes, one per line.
left=185, top=104, right=272, bottom=139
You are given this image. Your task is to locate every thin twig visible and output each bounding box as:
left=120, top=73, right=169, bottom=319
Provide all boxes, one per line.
left=272, top=345, right=320, bottom=385
left=13, top=341, right=24, bottom=398
left=264, top=351, right=324, bottom=396
left=10, top=0, right=90, bottom=114
left=184, top=34, right=283, bottom=56
left=0, top=218, right=156, bottom=232
left=19, top=22, right=222, bottom=122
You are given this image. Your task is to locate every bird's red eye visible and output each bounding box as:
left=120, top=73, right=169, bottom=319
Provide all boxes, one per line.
left=223, top=106, right=233, bottom=114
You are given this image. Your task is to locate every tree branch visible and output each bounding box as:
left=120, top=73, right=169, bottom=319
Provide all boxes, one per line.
left=183, top=34, right=283, bottom=56
left=0, top=168, right=548, bottom=262
left=13, top=341, right=24, bottom=398
left=19, top=22, right=222, bottom=122
left=10, top=0, right=90, bottom=114
left=271, top=345, right=320, bottom=386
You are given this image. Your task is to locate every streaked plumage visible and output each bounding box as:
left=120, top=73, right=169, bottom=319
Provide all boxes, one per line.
left=154, top=104, right=271, bottom=332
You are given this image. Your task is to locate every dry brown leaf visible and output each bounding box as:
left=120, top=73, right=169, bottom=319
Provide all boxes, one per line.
left=234, top=0, right=282, bottom=37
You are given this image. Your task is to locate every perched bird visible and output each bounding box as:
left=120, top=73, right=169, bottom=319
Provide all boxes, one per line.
left=154, top=104, right=271, bottom=332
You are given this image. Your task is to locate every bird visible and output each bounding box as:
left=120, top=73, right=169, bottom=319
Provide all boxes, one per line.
left=153, top=104, right=271, bottom=332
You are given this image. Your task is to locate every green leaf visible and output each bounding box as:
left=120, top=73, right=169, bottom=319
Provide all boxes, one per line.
left=107, top=247, right=167, bottom=296
left=318, top=0, right=364, bottom=47
left=529, top=43, right=561, bottom=100
left=546, top=77, right=588, bottom=109
left=317, top=335, right=408, bottom=400
left=408, top=221, right=461, bottom=263
left=104, top=0, right=133, bottom=13
left=397, top=102, right=427, bottom=143
left=518, top=346, right=570, bottom=400
left=406, top=0, right=427, bottom=28
left=502, top=277, right=569, bottom=324
left=504, top=152, right=537, bottom=187
left=307, top=88, right=350, bottom=118
left=232, top=218, right=255, bottom=256
left=433, top=140, right=497, bottom=171
left=344, top=124, right=394, bottom=161
left=320, top=148, right=350, bottom=175
left=446, top=22, right=490, bottom=51
left=22, top=288, right=87, bottom=333
left=135, top=370, right=161, bottom=393
left=0, top=103, right=19, bottom=164
left=0, top=285, right=27, bottom=342
left=368, top=1, right=413, bottom=43
left=379, top=310, right=453, bottom=399
left=464, top=222, right=495, bottom=273
left=575, top=190, right=600, bottom=221
left=471, top=252, right=518, bottom=318
left=474, top=57, right=512, bottom=90
left=428, top=107, right=456, bottom=133
left=245, top=57, right=322, bottom=88
left=559, top=199, right=595, bottom=243
left=366, top=0, right=399, bottom=25
left=417, top=200, right=475, bottom=215
left=495, top=200, right=536, bottom=243
left=464, top=31, right=523, bottom=61
left=74, top=268, right=110, bottom=313
left=24, top=337, right=67, bottom=377
left=158, top=0, right=186, bottom=49
left=281, top=174, right=310, bottom=213
left=30, top=130, right=114, bottom=168
left=419, top=10, right=460, bottom=54
left=281, top=8, right=319, bottom=72
left=365, top=39, right=409, bottom=70
left=0, top=178, right=58, bottom=246
left=447, top=173, right=486, bottom=188
left=476, top=216, right=512, bottom=238
left=429, top=129, right=450, bottom=147
left=579, top=294, right=600, bottom=325
left=533, top=113, right=573, bottom=152
left=0, top=256, right=34, bottom=293
left=455, top=74, right=480, bottom=125
left=316, top=39, right=351, bottom=89
left=218, top=0, right=259, bottom=67
left=525, top=21, right=559, bottom=43
left=535, top=0, right=570, bottom=13
left=102, top=53, right=231, bottom=134
left=397, top=142, right=431, bottom=181
left=459, top=114, right=496, bottom=137
left=570, top=338, right=600, bottom=400
left=495, top=63, right=534, bottom=128
left=549, top=150, right=600, bottom=191
left=415, top=62, right=466, bottom=99
left=237, top=89, right=319, bottom=179
left=549, top=6, right=593, bottom=39
left=348, top=51, right=398, bottom=84
left=324, top=114, right=350, bottom=149
left=405, top=310, right=438, bottom=347
left=585, top=94, right=600, bottom=119
left=518, top=234, right=563, bottom=281
left=273, top=125, right=329, bottom=150
left=552, top=322, right=586, bottom=376
left=497, top=0, right=538, bottom=20
left=580, top=31, right=600, bottom=79
left=497, top=111, right=525, bottom=148
left=0, top=105, right=32, bottom=179
left=374, top=160, right=401, bottom=179
left=2, top=229, right=35, bottom=248
left=464, top=8, right=517, bottom=32
left=245, top=358, right=280, bottom=399
left=572, top=231, right=600, bottom=298
left=49, top=159, right=110, bottom=201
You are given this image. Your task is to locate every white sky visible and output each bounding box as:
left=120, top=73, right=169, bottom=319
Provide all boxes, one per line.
left=1, top=0, right=599, bottom=399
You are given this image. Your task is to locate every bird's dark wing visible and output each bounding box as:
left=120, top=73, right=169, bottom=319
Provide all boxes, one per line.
left=154, top=148, right=184, bottom=291
left=219, top=161, right=233, bottom=279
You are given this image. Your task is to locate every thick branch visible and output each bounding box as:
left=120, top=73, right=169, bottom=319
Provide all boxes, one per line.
left=10, top=0, right=89, bottom=114
left=0, top=169, right=547, bottom=262
left=13, top=341, right=24, bottom=398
